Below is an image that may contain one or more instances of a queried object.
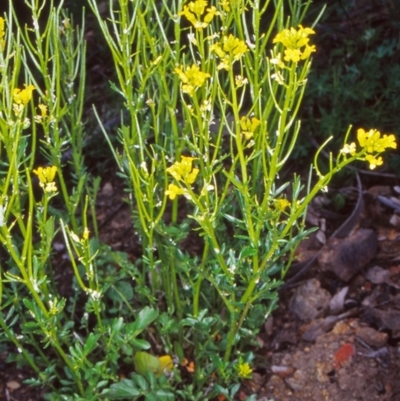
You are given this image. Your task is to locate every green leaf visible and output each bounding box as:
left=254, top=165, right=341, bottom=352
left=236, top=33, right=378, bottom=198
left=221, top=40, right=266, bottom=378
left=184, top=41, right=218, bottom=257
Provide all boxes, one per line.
left=108, top=281, right=134, bottom=302
left=131, top=373, right=148, bottom=391
left=133, top=351, right=160, bottom=376
left=239, top=246, right=257, bottom=259
left=134, top=307, right=158, bottom=335
left=83, top=333, right=100, bottom=355
left=129, top=338, right=151, bottom=350
left=107, top=379, right=141, bottom=399
left=145, top=392, right=174, bottom=401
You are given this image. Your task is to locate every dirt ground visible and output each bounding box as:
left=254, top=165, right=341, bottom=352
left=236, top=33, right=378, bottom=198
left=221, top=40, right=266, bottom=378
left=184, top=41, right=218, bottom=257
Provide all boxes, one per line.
left=240, top=177, right=400, bottom=401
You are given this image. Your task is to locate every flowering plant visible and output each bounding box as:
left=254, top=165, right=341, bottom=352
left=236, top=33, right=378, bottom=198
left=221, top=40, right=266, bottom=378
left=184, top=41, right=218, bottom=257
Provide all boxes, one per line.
left=0, top=0, right=396, bottom=400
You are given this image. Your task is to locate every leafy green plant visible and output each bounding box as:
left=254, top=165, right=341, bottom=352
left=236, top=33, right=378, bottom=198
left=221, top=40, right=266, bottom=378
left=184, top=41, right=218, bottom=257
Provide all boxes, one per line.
left=0, top=0, right=396, bottom=399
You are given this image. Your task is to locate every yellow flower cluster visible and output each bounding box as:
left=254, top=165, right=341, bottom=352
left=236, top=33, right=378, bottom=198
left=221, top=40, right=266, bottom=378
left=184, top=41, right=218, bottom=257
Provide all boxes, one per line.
left=236, top=361, right=252, bottom=379
left=13, top=84, right=36, bottom=115
left=275, top=198, right=291, bottom=213
left=0, top=17, right=5, bottom=51
left=166, top=156, right=199, bottom=200
left=340, top=128, right=397, bottom=169
left=219, top=0, right=230, bottom=12
left=211, top=34, right=248, bottom=70
left=33, top=166, right=58, bottom=193
left=240, top=116, right=260, bottom=140
left=175, top=64, right=210, bottom=96
left=273, top=25, right=316, bottom=64
left=34, top=103, right=49, bottom=124
left=13, top=84, right=36, bottom=105
left=179, top=0, right=219, bottom=30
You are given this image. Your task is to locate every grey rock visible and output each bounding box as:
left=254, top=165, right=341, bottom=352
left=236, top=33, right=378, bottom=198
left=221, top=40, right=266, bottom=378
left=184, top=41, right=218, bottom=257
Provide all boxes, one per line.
left=289, top=278, right=331, bottom=321
left=318, top=228, right=377, bottom=282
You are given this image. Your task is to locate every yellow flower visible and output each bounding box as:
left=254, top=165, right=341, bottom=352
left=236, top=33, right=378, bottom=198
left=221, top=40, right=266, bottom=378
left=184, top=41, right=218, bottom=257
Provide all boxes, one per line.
left=0, top=17, right=6, bottom=51
left=38, top=104, right=48, bottom=117
left=167, top=156, right=199, bottom=184
left=273, top=25, right=316, bottom=64
left=179, top=0, right=219, bottom=30
left=236, top=361, right=252, bottom=379
left=340, top=142, right=357, bottom=156
left=357, top=128, right=397, bottom=153
left=273, top=25, right=315, bottom=49
left=240, top=116, right=260, bottom=140
left=165, top=184, right=184, bottom=200
left=175, top=64, right=210, bottom=96
left=275, top=198, right=291, bottom=212
left=189, top=0, right=207, bottom=15
left=220, top=0, right=230, bottom=12
left=82, top=227, right=90, bottom=241
left=211, top=35, right=248, bottom=70
left=283, top=48, right=302, bottom=63
left=381, top=134, right=397, bottom=150
left=33, top=166, right=58, bottom=193
left=223, top=34, right=248, bottom=60
left=0, top=17, right=5, bottom=36
left=365, top=154, right=383, bottom=170
left=13, top=84, right=36, bottom=105
left=235, top=75, right=248, bottom=87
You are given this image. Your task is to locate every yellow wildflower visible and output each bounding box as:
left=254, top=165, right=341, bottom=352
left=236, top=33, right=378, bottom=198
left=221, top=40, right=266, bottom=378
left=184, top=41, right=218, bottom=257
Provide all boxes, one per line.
left=0, top=17, right=5, bottom=51
left=240, top=116, right=260, bottom=140
left=179, top=0, right=219, bottom=30
left=275, top=198, right=291, bottom=212
left=204, top=6, right=219, bottom=23
left=38, top=104, right=48, bottom=117
left=235, top=75, right=248, bottom=87
left=211, top=35, right=248, bottom=70
left=165, top=184, right=184, bottom=200
left=167, top=156, right=199, bottom=184
left=357, top=128, right=397, bottom=153
left=33, top=166, right=58, bottom=193
left=220, top=0, right=230, bottom=12
left=236, top=361, right=252, bottom=379
left=175, top=64, right=210, bottom=96
left=365, top=154, right=383, bottom=170
left=82, top=227, right=90, bottom=241
left=223, top=34, right=248, bottom=60
left=13, top=84, right=36, bottom=105
left=273, top=25, right=316, bottom=64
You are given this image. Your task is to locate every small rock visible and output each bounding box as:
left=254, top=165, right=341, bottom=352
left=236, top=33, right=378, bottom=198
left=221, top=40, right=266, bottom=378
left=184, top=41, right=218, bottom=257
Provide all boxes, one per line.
left=318, top=228, right=377, bottom=282
left=356, top=326, right=388, bottom=348
left=270, top=365, right=295, bottom=377
left=333, top=343, right=356, bottom=370
left=101, top=182, right=113, bottom=196
left=330, top=286, right=349, bottom=315
left=6, top=380, right=21, bottom=390
left=362, top=308, right=400, bottom=331
left=366, top=265, right=390, bottom=285
left=302, top=316, right=339, bottom=342
left=289, top=278, right=331, bottom=321
left=285, top=369, right=306, bottom=391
